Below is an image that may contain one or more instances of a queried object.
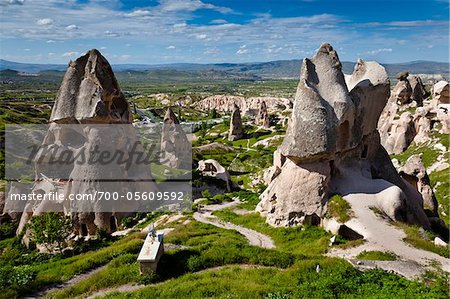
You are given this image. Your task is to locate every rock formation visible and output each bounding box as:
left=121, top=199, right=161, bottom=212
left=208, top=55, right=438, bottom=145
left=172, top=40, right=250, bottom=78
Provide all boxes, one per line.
left=50, top=49, right=131, bottom=124
left=160, top=107, right=191, bottom=169
left=437, top=106, right=450, bottom=134
left=257, top=43, right=431, bottom=230
left=409, top=75, right=429, bottom=107
left=192, top=95, right=292, bottom=116
left=391, top=72, right=412, bottom=104
left=399, top=155, right=438, bottom=216
left=12, top=49, right=157, bottom=238
left=379, top=112, right=416, bottom=155
left=379, top=79, right=450, bottom=150
left=263, top=149, right=286, bottom=185
left=197, top=159, right=232, bottom=192
left=413, top=107, right=432, bottom=144
left=228, top=104, right=244, bottom=141
left=433, top=81, right=449, bottom=104
left=255, top=100, right=270, bottom=128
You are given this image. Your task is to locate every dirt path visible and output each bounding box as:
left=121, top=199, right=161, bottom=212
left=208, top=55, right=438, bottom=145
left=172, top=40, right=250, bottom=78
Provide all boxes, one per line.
left=193, top=200, right=275, bottom=249
left=24, top=265, right=107, bottom=299
left=85, top=284, right=145, bottom=299
left=328, top=166, right=450, bottom=278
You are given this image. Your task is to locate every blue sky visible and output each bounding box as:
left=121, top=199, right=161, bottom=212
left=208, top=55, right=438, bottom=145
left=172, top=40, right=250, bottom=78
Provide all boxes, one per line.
left=0, top=0, right=448, bottom=64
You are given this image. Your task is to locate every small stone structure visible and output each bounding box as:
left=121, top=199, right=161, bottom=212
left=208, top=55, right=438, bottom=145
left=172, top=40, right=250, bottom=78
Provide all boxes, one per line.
left=137, top=224, right=164, bottom=274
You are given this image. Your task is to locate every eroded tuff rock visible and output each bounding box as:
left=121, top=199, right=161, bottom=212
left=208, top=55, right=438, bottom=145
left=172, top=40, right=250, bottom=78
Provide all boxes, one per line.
left=379, top=79, right=450, bottom=151
left=197, top=159, right=232, bottom=192
left=51, top=49, right=131, bottom=124
left=12, top=50, right=157, bottom=239
left=257, top=43, right=430, bottom=229
left=228, top=104, right=244, bottom=141
left=391, top=73, right=412, bottom=104
left=399, top=155, right=438, bottom=216
left=379, top=112, right=416, bottom=155
left=433, top=81, right=449, bottom=104
left=255, top=100, right=270, bottom=128
left=409, top=75, right=429, bottom=107
left=160, top=107, right=191, bottom=169
left=192, top=95, right=292, bottom=116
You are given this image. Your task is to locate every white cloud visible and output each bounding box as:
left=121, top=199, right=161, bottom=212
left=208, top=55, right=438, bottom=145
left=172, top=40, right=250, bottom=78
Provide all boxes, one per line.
left=62, top=51, right=79, bottom=57
left=46, top=39, right=55, bottom=43
left=159, top=0, right=233, bottom=14
left=166, top=45, right=176, bottom=49
left=23, top=48, right=30, bottom=51
left=267, top=45, right=283, bottom=54
left=36, top=18, right=53, bottom=26
left=236, top=45, right=248, bottom=55
left=366, top=48, right=392, bottom=55
left=194, top=33, right=207, bottom=40
left=100, top=46, right=107, bottom=50
left=104, top=30, right=120, bottom=37
left=65, top=24, right=79, bottom=30
left=124, top=9, right=151, bottom=17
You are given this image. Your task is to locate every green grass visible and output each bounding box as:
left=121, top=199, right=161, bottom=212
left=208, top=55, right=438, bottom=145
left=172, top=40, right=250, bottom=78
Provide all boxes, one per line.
left=326, top=194, right=353, bottom=223
left=0, top=233, right=144, bottom=299
left=391, top=143, right=440, bottom=169
left=394, top=222, right=449, bottom=258
left=356, top=250, right=398, bottom=261
left=212, top=209, right=331, bottom=256
left=429, top=168, right=450, bottom=225
left=45, top=254, right=141, bottom=299
left=162, top=219, right=296, bottom=272
left=102, top=258, right=449, bottom=299
left=231, top=190, right=261, bottom=210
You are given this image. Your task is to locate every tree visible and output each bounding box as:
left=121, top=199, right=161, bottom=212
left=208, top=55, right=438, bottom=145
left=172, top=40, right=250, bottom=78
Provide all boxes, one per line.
left=209, top=108, right=218, bottom=119
left=28, top=212, right=72, bottom=254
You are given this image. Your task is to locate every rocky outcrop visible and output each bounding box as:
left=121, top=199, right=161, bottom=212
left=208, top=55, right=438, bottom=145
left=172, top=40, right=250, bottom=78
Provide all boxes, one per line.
left=391, top=72, right=412, bottom=104
left=255, top=101, right=270, bottom=128
left=409, top=75, right=429, bottom=107
left=50, top=50, right=131, bottom=124
left=257, top=43, right=431, bottom=229
left=413, top=107, right=432, bottom=144
left=192, top=95, right=292, bottom=116
left=433, top=81, right=449, bottom=104
left=399, top=155, right=438, bottom=216
left=379, top=112, right=416, bottom=155
left=228, top=104, right=244, bottom=141
left=263, top=149, right=286, bottom=185
left=160, top=107, right=191, bottom=169
left=12, top=50, right=157, bottom=239
left=437, top=105, right=450, bottom=134
left=197, top=159, right=232, bottom=192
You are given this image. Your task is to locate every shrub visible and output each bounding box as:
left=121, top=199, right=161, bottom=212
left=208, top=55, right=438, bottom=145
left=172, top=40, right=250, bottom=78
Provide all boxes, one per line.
left=0, top=221, right=18, bottom=239
left=28, top=212, right=72, bottom=254
left=201, top=189, right=212, bottom=199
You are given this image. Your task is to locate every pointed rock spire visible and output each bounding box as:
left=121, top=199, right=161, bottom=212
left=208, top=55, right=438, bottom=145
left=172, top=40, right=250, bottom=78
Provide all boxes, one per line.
left=50, top=49, right=131, bottom=124
left=228, top=104, right=243, bottom=141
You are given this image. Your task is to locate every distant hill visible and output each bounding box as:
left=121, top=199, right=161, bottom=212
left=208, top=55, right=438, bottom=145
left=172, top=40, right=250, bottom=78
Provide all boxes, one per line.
left=1, top=58, right=448, bottom=80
